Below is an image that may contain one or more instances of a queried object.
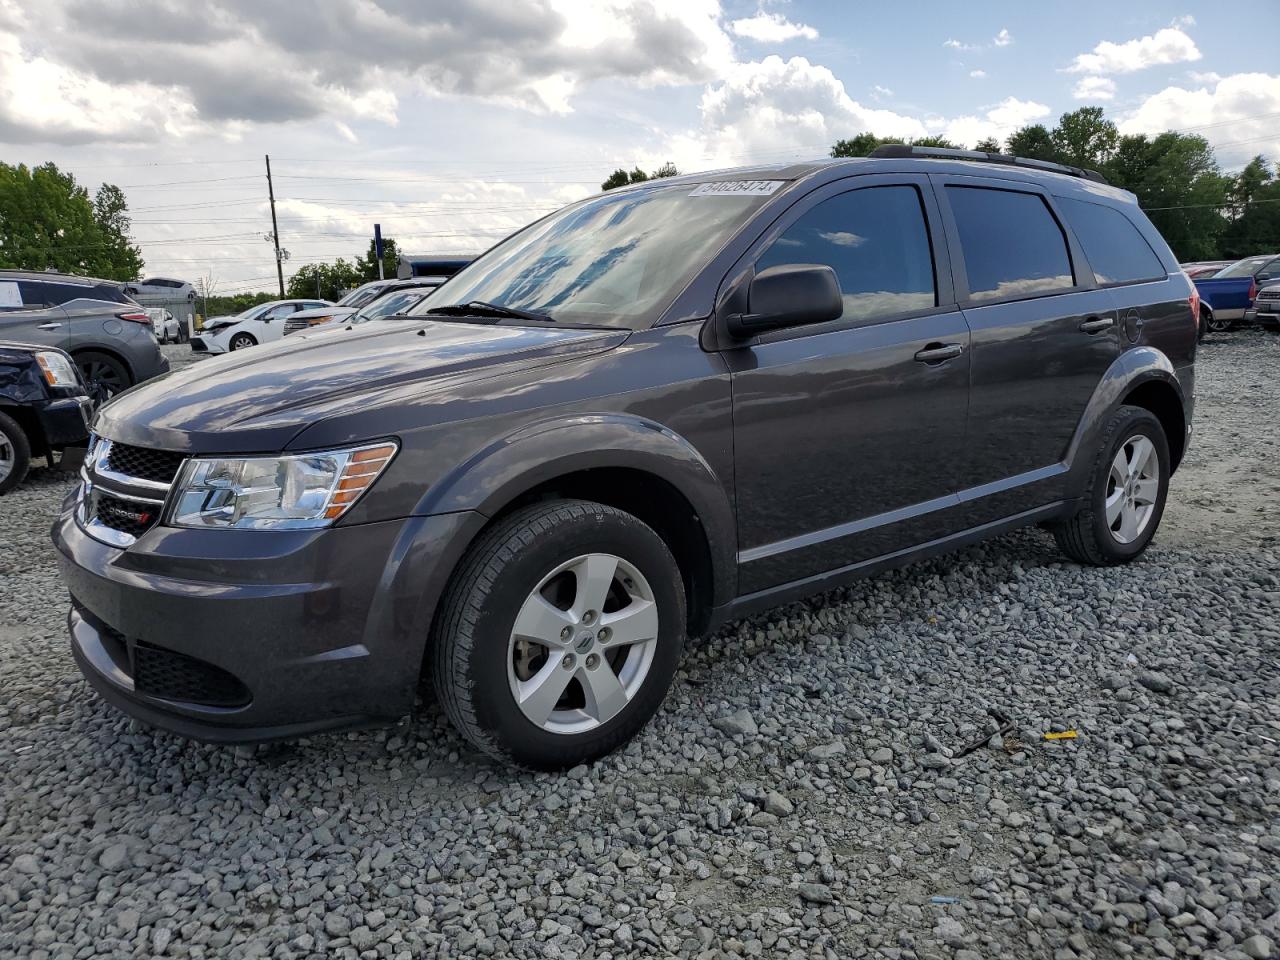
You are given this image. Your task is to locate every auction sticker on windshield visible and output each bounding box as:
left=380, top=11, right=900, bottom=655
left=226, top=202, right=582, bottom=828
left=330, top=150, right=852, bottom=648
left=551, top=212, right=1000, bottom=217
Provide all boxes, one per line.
left=689, top=180, right=785, bottom=197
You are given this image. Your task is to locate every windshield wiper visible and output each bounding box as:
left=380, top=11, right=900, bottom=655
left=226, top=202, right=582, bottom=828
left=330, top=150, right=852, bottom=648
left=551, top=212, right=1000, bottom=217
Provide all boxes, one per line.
left=425, top=300, right=555, bottom=323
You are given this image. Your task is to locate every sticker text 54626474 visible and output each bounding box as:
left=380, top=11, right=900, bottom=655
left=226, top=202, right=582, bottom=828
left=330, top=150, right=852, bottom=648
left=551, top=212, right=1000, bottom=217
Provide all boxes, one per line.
left=689, top=180, right=785, bottom=198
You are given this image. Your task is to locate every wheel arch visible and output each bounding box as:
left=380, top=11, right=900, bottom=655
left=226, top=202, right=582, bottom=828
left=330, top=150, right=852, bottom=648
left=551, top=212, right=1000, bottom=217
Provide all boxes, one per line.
left=1064, top=347, right=1188, bottom=498
left=418, top=414, right=738, bottom=635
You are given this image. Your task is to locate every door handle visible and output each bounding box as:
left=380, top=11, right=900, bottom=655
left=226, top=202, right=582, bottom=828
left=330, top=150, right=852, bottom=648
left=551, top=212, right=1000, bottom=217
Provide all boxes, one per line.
left=1079, top=316, right=1114, bottom=334
left=38, top=323, right=61, bottom=330
left=914, top=342, right=964, bottom=363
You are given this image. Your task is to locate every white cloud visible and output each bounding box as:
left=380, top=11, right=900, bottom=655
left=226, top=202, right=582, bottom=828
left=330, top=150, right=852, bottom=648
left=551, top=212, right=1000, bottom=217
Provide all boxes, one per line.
left=730, top=10, right=818, bottom=43
left=1188, top=70, right=1221, bottom=85
left=938, top=96, right=1051, bottom=147
left=970, top=70, right=986, bottom=79
left=993, top=28, right=1012, bottom=47
left=1072, top=76, right=1117, bottom=101
left=1171, top=14, right=1195, bottom=27
left=679, top=55, right=928, bottom=166
left=333, top=121, right=358, bottom=144
left=1119, top=72, right=1280, bottom=166
left=871, top=84, right=894, bottom=99
left=943, top=38, right=968, bottom=50
left=1065, top=27, right=1200, bottom=75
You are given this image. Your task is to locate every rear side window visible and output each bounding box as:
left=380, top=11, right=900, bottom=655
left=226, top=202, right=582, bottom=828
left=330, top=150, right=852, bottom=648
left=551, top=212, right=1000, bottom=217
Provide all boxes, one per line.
left=1058, top=198, right=1164, bottom=285
left=756, top=185, right=937, bottom=324
left=947, top=186, right=1074, bottom=303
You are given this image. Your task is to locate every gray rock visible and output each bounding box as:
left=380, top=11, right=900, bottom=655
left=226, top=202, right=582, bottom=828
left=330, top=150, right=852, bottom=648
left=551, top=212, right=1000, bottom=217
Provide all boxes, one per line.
left=807, top=741, right=846, bottom=761
left=764, top=791, right=794, bottom=816
left=798, top=883, right=835, bottom=904
left=1242, top=935, right=1274, bottom=960
left=98, top=843, right=130, bottom=871
left=712, top=708, right=758, bottom=738
left=1137, top=671, right=1175, bottom=694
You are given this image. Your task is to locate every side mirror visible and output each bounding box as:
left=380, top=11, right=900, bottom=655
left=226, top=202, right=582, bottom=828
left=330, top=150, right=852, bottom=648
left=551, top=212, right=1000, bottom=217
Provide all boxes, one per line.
left=725, top=264, right=843, bottom=339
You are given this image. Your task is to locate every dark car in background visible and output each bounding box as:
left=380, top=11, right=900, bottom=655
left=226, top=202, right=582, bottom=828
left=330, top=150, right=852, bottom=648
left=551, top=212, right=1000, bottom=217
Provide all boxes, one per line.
left=396, top=253, right=474, bottom=279
left=284, top=276, right=450, bottom=335
left=55, top=147, right=1195, bottom=769
left=0, top=271, right=169, bottom=398
left=0, top=342, right=91, bottom=494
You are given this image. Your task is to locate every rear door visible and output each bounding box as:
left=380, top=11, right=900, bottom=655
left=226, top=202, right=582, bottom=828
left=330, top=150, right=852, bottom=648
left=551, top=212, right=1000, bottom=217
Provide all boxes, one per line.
left=934, top=176, right=1119, bottom=522
left=724, top=175, right=972, bottom=593
left=0, top=279, right=67, bottom=347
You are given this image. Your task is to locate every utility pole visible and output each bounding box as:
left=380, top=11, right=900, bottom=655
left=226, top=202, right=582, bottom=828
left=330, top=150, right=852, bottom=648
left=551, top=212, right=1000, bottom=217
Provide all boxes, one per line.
left=265, top=154, right=284, bottom=297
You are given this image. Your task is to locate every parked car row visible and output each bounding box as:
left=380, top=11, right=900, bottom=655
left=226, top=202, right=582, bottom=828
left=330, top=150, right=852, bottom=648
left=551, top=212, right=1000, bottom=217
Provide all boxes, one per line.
left=1184, top=254, right=1280, bottom=334
left=0, top=270, right=169, bottom=398
left=0, top=341, right=92, bottom=494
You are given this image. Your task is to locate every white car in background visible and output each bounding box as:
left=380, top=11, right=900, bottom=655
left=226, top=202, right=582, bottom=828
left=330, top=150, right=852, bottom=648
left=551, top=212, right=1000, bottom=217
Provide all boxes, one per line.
left=190, top=298, right=331, bottom=355
left=145, top=308, right=182, bottom=344
left=126, top=277, right=197, bottom=301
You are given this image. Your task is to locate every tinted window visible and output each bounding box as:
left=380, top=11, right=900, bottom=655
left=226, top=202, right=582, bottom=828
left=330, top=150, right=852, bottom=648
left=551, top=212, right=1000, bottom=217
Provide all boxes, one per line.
left=42, top=282, right=97, bottom=305
left=756, top=185, right=936, bottom=323
left=16, top=281, right=51, bottom=306
left=1213, top=257, right=1272, bottom=279
left=1058, top=198, right=1164, bottom=285
left=948, top=186, right=1074, bottom=302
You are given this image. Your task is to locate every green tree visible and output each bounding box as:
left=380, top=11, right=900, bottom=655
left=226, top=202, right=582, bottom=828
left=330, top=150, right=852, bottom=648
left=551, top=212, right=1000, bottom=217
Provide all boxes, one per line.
left=287, top=259, right=364, bottom=301
left=601, top=163, right=680, bottom=191
left=355, top=236, right=400, bottom=282
left=1005, top=125, right=1059, bottom=162
left=974, top=136, right=1002, bottom=153
left=1220, top=157, right=1280, bottom=259
left=0, top=161, right=142, bottom=279
left=1051, top=107, right=1119, bottom=170
left=92, top=184, right=144, bottom=281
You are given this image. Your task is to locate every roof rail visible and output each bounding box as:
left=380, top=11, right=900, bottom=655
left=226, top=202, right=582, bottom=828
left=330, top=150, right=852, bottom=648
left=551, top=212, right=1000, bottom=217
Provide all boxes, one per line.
left=868, top=144, right=1110, bottom=185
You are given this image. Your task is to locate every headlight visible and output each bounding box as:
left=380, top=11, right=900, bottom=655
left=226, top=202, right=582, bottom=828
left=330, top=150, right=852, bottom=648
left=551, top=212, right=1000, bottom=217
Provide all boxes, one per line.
left=36, top=351, right=78, bottom=388
left=169, top=442, right=397, bottom=530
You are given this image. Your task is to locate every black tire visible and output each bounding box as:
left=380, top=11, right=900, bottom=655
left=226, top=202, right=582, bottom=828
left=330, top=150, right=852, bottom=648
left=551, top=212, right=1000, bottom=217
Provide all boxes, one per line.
left=1198, top=307, right=1210, bottom=342
left=1052, top=404, right=1170, bottom=566
left=74, top=351, right=131, bottom=400
left=228, top=333, right=257, bottom=351
left=433, top=499, right=686, bottom=770
left=0, top=410, right=32, bottom=495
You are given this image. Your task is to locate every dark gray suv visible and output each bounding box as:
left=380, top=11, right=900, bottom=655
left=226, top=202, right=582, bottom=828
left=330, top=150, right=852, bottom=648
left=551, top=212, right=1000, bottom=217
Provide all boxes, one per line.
left=54, top=148, right=1197, bottom=769
left=0, top=271, right=169, bottom=397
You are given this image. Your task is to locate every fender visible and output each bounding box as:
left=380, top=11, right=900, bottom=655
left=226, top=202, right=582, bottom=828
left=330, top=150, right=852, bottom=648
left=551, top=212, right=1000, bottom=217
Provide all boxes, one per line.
left=416, top=413, right=738, bottom=609
left=1062, top=346, right=1184, bottom=500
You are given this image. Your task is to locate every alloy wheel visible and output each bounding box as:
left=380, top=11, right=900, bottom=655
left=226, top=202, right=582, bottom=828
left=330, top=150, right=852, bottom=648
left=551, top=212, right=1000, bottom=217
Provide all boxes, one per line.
left=0, top=433, right=13, bottom=483
left=78, top=358, right=127, bottom=398
left=1105, top=435, right=1159, bottom=544
left=507, top=553, right=659, bottom=735
left=230, top=335, right=254, bottom=351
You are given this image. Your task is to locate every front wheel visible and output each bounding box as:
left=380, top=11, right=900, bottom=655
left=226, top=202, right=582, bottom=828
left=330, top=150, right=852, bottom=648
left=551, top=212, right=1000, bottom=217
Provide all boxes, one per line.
left=228, top=333, right=256, bottom=351
left=433, top=500, right=686, bottom=770
left=0, top=411, right=32, bottom=495
left=1052, top=404, right=1170, bottom=566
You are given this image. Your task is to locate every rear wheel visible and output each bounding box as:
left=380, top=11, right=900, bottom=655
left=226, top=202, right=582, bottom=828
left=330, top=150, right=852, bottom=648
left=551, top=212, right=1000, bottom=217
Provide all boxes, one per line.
left=0, top=411, right=32, bottom=495
left=1052, top=404, right=1169, bottom=566
left=1205, top=309, right=1232, bottom=334
left=433, top=500, right=686, bottom=769
left=228, top=333, right=256, bottom=351
left=74, top=351, right=131, bottom=400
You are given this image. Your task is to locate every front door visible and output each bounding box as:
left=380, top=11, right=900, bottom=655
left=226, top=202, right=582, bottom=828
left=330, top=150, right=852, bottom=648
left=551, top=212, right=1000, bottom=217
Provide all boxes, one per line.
left=723, top=177, right=971, bottom=595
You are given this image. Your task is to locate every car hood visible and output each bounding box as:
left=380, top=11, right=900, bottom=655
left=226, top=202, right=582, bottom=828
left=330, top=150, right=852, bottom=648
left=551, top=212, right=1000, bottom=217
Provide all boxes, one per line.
left=292, top=305, right=354, bottom=321
left=202, top=315, right=240, bottom=330
left=95, top=319, right=628, bottom=452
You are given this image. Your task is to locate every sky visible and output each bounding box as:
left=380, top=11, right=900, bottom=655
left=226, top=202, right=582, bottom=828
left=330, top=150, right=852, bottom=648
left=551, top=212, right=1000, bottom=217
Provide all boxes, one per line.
left=2, top=0, right=1278, bottom=293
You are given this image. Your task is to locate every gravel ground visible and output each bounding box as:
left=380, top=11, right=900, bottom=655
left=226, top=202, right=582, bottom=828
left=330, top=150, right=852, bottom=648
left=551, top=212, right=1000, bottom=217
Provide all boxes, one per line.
left=1, top=336, right=1278, bottom=960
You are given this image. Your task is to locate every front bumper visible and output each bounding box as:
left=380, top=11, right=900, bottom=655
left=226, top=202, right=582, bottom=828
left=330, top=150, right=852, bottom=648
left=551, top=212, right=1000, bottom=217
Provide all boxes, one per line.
left=35, top=396, right=93, bottom=448
left=53, top=498, right=483, bottom=743
left=1253, top=304, right=1280, bottom=329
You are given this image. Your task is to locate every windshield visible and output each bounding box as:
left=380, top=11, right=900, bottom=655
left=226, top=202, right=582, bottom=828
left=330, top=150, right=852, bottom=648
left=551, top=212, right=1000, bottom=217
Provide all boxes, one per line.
left=338, top=282, right=386, bottom=308
left=350, top=289, right=432, bottom=324
left=1214, top=256, right=1274, bottom=278
left=406, top=181, right=781, bottom=329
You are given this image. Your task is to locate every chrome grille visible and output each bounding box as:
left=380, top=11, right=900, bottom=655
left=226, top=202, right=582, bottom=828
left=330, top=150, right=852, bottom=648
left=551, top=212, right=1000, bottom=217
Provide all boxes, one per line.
left=77, top=438, right=184, bottom=547
left=105, top=442, right=186, bottom=484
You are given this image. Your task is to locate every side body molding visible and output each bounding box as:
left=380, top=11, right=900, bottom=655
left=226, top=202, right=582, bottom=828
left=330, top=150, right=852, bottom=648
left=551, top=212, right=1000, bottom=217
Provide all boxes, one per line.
left=1061, top=345, right=1186, bottom=499
left=415, top=413, right=739, bottom=609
